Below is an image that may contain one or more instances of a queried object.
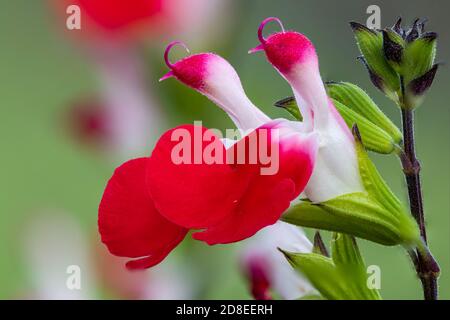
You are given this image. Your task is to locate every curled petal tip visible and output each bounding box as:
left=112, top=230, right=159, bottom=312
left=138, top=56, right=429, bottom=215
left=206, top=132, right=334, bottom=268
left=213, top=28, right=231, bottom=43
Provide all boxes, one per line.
left=258, top=17, right=285, bottom=44
left=164, top=40, right=190, bottom=69
left=159, top=70, right=174, bottom=82
left=248, top=44, right=264, bottom=54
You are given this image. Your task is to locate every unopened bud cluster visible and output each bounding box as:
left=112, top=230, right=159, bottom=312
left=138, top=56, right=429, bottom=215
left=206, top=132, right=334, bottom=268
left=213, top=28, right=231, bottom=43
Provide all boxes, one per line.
left=351, top=18, right=439, bottom=109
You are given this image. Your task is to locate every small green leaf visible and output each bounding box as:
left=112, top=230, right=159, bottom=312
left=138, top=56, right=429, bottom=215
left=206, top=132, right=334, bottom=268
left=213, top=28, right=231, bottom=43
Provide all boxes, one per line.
left=274, top=96, right=303, bottom=121
left=350, top=22, right=400, bottom=96
left=326, top=81, right=402, bottom=144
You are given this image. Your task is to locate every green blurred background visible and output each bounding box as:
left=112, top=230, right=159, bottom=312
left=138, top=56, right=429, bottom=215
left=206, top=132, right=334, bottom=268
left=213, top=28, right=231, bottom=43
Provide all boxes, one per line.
left=0, top=0, right=448, bottom=299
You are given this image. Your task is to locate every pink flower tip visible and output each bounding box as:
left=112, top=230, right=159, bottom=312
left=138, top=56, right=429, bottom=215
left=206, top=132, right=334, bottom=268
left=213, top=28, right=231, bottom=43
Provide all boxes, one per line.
left=248, top=44, right=264, bottom=54
left=159, top=70, right=174, bottom=82
left=164, top=40, right=190, bottom=69
left=258, top=17, right=285, bottom=44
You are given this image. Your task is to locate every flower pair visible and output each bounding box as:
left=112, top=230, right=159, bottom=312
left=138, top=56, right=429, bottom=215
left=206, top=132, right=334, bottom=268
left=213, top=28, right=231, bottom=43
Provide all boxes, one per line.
left=98, top=17, right=363, bottom=270
left=99, top=124, right=316, bottom=269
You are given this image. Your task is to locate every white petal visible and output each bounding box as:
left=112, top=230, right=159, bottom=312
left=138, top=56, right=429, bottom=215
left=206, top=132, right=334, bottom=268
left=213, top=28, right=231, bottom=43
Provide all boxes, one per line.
left=284, top=62, right=364, bottom=202
left=203, top=56, right=270, bottom=131
left=305, top=100, right=364, bottom=202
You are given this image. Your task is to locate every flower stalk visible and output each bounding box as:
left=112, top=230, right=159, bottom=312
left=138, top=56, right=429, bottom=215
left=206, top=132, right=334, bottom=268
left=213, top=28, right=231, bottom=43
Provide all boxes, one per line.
left=351, top=16, right=441, bottom=300
left=399, top=102, right=440, bottom=300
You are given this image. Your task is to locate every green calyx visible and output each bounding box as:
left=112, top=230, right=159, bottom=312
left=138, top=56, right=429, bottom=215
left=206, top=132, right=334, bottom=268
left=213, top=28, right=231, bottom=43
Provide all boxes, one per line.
left=281, top=233, right=382, bottom=300
left=282, top=125, right=420, bottom=247
left=350, top=22, right=400, bottom=100
left=327, top=81, right=403, bottom=152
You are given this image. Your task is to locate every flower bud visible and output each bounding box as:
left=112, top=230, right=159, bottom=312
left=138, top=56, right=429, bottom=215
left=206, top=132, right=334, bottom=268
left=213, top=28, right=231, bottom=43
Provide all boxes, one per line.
left=350, top=22, right=400, bottom=101
left=326, top=81, right=403, bottom=145
left=352, top=18, right=440, bottom=109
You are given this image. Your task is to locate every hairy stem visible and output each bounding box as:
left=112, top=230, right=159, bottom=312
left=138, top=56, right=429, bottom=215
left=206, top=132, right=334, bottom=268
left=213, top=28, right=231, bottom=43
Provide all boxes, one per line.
left=400, top=105, right=440, bottom=300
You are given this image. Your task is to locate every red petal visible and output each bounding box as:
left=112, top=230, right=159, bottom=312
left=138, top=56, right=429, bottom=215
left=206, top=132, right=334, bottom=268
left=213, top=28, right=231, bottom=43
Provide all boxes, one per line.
left=125, top=230, right=186, bottom=270
left=74, top=0, right=163, bottom=31
left=192, top=177, right=296, bottom=244
left=147, top=125, right=252, bottom=229
left=98, top=158, right=187, bottom=269
left=147, top=122, right=317, bottom=245
left=193, top=124, right=317, bottom=244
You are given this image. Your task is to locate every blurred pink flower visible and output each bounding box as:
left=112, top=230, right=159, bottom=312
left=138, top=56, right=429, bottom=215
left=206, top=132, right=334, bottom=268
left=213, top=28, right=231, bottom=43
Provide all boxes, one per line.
left=241, top=222, right=316, bottom=300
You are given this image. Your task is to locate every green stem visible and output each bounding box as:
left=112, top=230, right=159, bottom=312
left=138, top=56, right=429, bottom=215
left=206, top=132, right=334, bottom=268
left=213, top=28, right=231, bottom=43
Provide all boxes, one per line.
left=399, top=78, right=440, bottom=299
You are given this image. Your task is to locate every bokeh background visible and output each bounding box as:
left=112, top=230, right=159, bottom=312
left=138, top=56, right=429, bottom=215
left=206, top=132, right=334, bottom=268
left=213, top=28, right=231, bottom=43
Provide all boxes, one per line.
left=0, top=0, right=448, bottom=299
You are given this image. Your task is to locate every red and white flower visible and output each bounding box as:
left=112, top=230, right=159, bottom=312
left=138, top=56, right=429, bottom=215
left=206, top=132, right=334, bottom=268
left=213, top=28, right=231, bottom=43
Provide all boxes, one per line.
left=98, top=17, right=363, bottom=275
left=98, top=42, right=318, bottom=268
left=249, top=17, right=364, bottom=202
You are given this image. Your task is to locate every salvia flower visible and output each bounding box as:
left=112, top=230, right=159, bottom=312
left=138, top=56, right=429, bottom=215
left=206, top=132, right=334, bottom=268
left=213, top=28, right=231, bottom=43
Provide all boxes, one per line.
left=99, top=17, right=420, bottom=277
left=250, top=17, right=365, bottom=203
left=249, top=18, right=419, bottom=248
left=99, top=44, right=319, bottom=267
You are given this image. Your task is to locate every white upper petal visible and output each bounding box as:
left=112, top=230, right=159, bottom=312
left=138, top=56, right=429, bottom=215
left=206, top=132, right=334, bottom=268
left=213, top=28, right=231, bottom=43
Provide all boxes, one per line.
left=304, top=100, right=364, bottom=202
left=284, top=61, right=364, bottom=202
left=202, top=57, right=270, bottom=131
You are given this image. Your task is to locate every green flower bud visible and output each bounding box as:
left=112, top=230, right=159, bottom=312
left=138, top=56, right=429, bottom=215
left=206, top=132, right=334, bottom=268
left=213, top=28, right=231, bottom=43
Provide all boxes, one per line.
left=350, top=22, right=400, bottom=101
left=326, top=81, right=403, bottom=144
left=402, top=30, right=439, bottom=108
left=351, top=18, right=439, bottom=109
left=333, top=99, right=398, bottom=154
